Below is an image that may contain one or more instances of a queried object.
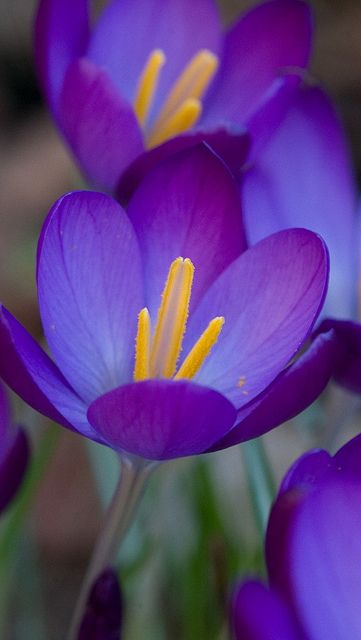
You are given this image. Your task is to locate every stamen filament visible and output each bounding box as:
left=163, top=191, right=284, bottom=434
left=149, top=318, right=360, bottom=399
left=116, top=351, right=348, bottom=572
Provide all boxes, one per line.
left=134, top=49, right=166, bottom=126
left=175, top=317, right=225, bottom=380
left=134, top=308, right=151, bottom=381
left=155, top=50, right=219, bottom=127
left=150, top=258, right=194, bottom=378
left=147, top=98, right=201, bottom=148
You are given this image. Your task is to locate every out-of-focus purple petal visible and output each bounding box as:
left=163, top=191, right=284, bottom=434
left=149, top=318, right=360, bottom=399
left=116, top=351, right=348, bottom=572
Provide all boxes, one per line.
left=232, top=581, right=301, bottom=640
left=59, top=59, right=144, bottom=192
left=183, top=229, right=328, bottom=407
left=202, top=0, right=312, bottom=126
left=243, top=86, right=357, bottom=319
left=127, top=145, right=247, bottom=317
left=87, top=0, right=221, bottom=109
left=34, top=0, right=90, bottom=113
left=210, top=328, right=340, bottom=451
left=87, top=380, right=236, bottom=461
left=279, top=449, right=333, bottom=496
left=37, top=191, right=144, bottom=405
left=78, top=568, right=122, bottom=640
left=285, top=479, right=361, bottom=639
left=317, top=319, right=361, bottom=393
left=0, top=428, right=29, bottom=514
left=117, top=128, right=249, bottom=201
left=0, top=381, right=10, bottom=440
left=0, top=306, right=97, bottom=440
left=334, top=433, right=361, bottom=478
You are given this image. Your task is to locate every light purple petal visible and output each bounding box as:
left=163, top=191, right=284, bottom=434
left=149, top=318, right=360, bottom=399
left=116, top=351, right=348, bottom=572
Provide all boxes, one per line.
left=0, top=306, right=95, bottom=438
left=286, top=479, right=361, bottom=639
left=87, top=0, right=221, bottom=110
left=0, top=428, right=29, bottom=514
left=183, top=229, right=328, bottom=407
left=232, top=581, right=301, bottom=640
left=117, top=128, right=249, bottom=201
left=34, top=0, right=90, bottom=113
left=210, top=328, right=340, bottom=451
left=243, top=86, right=357, bottom=319
left=37, top=191, right=144, bottom=405
left=203, top=0, right=312, bottom=125
left=127, top=145, right=247, bottom=317
left=59, top=58, right=144, bottom=191
left=87, top=380, right=236, bottom=461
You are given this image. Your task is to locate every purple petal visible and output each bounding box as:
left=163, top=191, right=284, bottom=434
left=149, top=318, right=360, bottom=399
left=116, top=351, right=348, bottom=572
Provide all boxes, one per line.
left=37, top=191, right=144, bottom=404
left=203, top=0, right=312, bottom=126
left=0, top=306, right=96, bottom=439
left=334, top=433, right=361, bottom=479
left=317, top=319, right=361, bottom=393
left=279, top=449, right=333, bottom=495
left=0, top=428, right=29, bottom=514
left=127, top=145, right=247, bottom=317
left=0, top=381, right=11, bottom=440
left=78, top=568, right=122, bottom=640
left=243, top=86, right=357, bottom=319
left=87, top=380, right=236, bottom=461
left=59, top=59, right=144, bottom=191
left=87, top=0, right=221, bottom=110
left=117, top=128, right=250, bottom=201
left=285, top=479, right=361, bottom=639
left=34, top=0, right=90, bottom=113
left=231, top=581, right=301, bottom=640
left=183, top=229, right=328, bottom=407
left=210, top=328, right=340, bottom=451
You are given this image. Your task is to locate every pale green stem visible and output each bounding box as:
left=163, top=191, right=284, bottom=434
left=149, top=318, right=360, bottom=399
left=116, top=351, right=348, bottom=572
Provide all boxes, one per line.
left=67, top=455, right=153, bottom=640
left=241, top=438, right=275, bottom=538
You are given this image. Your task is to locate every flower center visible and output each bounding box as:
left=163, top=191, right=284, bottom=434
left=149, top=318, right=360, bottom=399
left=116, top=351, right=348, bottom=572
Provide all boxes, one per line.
left=134, top=257, right=224, bottom=381
left=133, top=49, right=219, bottom=149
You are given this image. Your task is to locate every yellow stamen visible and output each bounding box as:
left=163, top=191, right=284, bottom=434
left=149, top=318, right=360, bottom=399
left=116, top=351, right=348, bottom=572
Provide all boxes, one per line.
left=134, top=308, right=151, bottom=381
left=154, top=50, right=219, bottom=128
left=175, top=317, right=225, bottom=380
left=147, top=98, right=201, bottom=148
left=150, top=258, right=194, bottom=378
left=133, top=49, right=166, bottom=126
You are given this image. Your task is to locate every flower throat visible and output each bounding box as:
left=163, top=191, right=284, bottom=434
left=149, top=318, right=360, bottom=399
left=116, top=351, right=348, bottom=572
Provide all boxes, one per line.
left=134, top=258, right=224, bottom=381
left=133, top=49, right=219, bottom=148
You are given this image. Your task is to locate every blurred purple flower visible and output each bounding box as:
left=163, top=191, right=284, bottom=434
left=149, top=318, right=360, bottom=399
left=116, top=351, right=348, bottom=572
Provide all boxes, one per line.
left=231, top=436, right=361, bottom=639
left=0, top=382, right=29, bottom=514
left=243, top=84, right=357, bottom=321
left=0, top=147, right=328, bottom=460
left=35, top=0, right=312, bottom=194
left=78, top=568, right=122, bottom=640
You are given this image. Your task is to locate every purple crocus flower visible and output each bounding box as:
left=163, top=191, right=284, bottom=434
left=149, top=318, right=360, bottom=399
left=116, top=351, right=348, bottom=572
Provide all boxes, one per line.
left=0, top=147, right=328, bottom=460
left=78, top=568, right=122, bottom=640
left=231, top=435, right=361, bottom=640
left=35, top=0, right=312, bottom=195
left=243, top=84, right=358, bottom=320
left=0, top=382, right=29, bottom=514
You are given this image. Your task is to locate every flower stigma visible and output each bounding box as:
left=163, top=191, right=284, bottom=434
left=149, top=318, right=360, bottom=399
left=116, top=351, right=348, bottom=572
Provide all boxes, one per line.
left=134, top=257, right=224, bottom=381
left=133, top=49, right=219, bottom=148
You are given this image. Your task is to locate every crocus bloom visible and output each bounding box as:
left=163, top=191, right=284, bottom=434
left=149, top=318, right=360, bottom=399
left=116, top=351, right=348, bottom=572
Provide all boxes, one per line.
left=231, top=435, right=361, bottom=639
left=35, top=0, right=312, bottom=195
left=78, top=568, right=122, bottom=640
left=243, top=84, right=357, bottom=320
left=0, top=147, right=328, bottom=460
left=0, top=382, right=29, bottom=514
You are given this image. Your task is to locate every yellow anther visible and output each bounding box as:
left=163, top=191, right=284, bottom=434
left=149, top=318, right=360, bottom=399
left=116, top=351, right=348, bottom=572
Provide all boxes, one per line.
left=175, top=317, right=225, bottom=380
left=133, top=49, right=166, bottom=126
left=134, top=308, right=151, bottom=381
left=150, top=258, right=194, bottom=378
left=238, top=376, right=246, bottom=388
left=155, top=49, right=219, bottom=128
left=147, top=98, right=202, bottom=148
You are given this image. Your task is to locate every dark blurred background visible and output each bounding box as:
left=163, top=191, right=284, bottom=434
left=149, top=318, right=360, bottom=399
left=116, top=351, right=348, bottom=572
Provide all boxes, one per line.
left=0, top=1, right=360, bottom=638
